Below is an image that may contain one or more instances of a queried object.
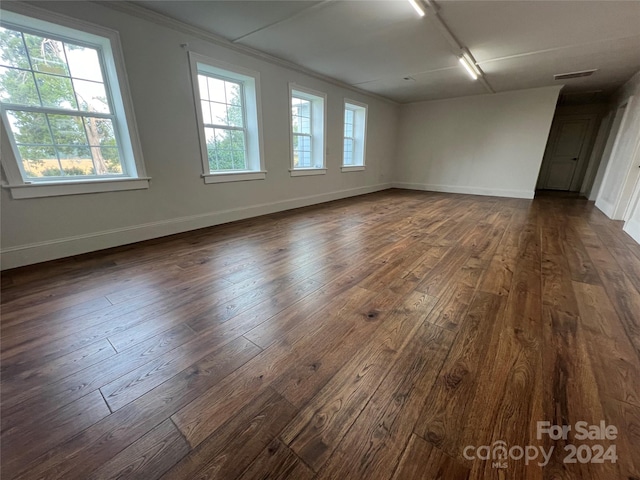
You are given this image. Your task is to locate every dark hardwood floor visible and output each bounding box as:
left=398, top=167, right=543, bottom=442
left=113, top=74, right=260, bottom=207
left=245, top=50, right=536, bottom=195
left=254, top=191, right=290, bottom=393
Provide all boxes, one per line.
left=1, top=189, right=639, bottom=479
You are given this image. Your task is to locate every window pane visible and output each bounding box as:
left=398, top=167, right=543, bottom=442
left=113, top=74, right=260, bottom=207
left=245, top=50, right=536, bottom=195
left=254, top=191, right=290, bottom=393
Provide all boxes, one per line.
left=73, top=79, right=110, bottom=113
left=58, top=146, right=95, bottom=176
left=48, top=114, right=88, bottom=145
left=198, top=75, right=209, bottom=101
left=201, top=100, right=212, bottom=124
left=345, top=108, right=354, bottom=124
left=210, top=102, right=228, bottom=125
left=0, top=66, right=40, bottom=105
left=17, top=145, right=58, bottom=177
left=204, top=126, right=246, bottom=171
left=84, top=117, right=117, bottom=146
left=344, top=138, right=354, bottom=165
left=344, top=108, right=355, bottom=137
left=23, top=33, right=69, bottom=76
left=225, top=81, right=241, bottom=106
left=232, top=150, right=246, bottom=170
left=34, top=72, right=77, bottom=109
left=99, top=147, right=123, bottom=174
left=6, top=110, right=53, bottom=144
left=227, top=105, right=243, bottom=127
left=64, top=44, right=103, bottom=82
left=207, top=77, right=226, bottom=103
left=0, top=28, right=30, bottom=69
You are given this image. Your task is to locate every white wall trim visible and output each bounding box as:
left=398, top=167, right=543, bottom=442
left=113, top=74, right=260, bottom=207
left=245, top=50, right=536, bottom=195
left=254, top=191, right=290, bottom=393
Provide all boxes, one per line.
left=623, top=216, right=640, bottom=245
left=392, top=182, right=534, bottom=199
left=1, top=183, right=391, bottom=270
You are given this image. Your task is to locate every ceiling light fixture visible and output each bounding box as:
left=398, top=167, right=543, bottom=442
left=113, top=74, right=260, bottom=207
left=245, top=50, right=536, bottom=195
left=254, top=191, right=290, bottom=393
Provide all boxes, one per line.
left=407, top=0, right=426, bottom=17
left=459, top=55, right=478, bottom=80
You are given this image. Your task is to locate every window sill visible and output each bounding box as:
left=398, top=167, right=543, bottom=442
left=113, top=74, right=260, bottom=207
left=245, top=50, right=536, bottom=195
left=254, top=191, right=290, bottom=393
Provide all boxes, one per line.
left=341, top=165, right=365, bottom=172
left=3, top=177, right=151, bottom=199
left=289, top=168, right=327, bottom=177
left=202, top=171, right=267, bottom=183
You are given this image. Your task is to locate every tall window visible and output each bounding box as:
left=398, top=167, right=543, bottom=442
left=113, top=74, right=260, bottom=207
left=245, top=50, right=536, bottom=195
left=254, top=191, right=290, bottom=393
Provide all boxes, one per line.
left=0, top=6, right=147, bottom=198
left=342, top=100, right=367, bottom=171
left=289, top=84, right=326, bottom=176
left=343, top=108, right=355, bottom=165
left=198, top=75, right=246, bottom=171
left=190, top=53, right=264, bottom=183
left=291, top=96, right=312, bottom=168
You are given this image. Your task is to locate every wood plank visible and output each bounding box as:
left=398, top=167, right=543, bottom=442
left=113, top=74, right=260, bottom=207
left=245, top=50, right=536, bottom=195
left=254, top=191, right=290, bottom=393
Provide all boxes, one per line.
left=1, top=324, right=194, bottom=429
left=1, top=390, right=110, bottom=479
left=1, top=339, right=116, bottom=404
left=271, top=288, right=404, bottom=408
left=171, top=286, right=377, bottom=449
left=280, top=290, right=439, bottom=471
left=573, top=282, right=640, bottom=407
left=13, top=336, right=260, bottom=480
left=601, top=396, right=640, bottom=480
left=391, top=434, right=470, bottom=480
left=161, top=388, right=296, bottom=479
left=415, top=292, right=507, bottom=458
left=315, top=321, right=454, bottom=480
left=236, top=439, right=314, bottom=480
left=86, top=419, right=190, bottom=480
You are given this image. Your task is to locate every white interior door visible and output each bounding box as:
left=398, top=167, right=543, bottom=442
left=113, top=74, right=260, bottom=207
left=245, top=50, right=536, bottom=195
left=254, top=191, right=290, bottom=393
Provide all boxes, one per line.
left=596, top=96, right=639, bottom=219
left=623, top=171, right=640, bottom=244
left=539, top=116, right=594, bottom=191
left=589, top=104, right=627, bottom=200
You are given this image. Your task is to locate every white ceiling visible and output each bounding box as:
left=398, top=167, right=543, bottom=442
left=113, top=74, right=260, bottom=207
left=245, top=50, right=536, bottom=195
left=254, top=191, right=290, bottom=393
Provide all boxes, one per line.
left=134, top=0, right=640, bottom=103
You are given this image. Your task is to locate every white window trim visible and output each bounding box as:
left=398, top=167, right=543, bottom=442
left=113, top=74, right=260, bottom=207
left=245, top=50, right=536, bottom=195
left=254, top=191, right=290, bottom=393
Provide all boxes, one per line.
left=0, top=3, right=149, bottom=199
left=189, top=52, right=266, bottom=184
left=342, top=98, right=367, bottom=171
left=289, top=83, right=326, bottom=176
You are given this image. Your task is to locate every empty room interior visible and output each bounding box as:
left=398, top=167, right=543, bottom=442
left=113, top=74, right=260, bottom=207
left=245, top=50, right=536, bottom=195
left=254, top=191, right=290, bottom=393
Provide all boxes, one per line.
left=2, top=0, right=640, bottom=478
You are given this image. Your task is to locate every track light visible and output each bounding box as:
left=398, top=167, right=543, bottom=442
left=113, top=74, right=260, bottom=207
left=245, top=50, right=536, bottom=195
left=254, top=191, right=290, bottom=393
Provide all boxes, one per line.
left=407, top=0, right=426, bottom=17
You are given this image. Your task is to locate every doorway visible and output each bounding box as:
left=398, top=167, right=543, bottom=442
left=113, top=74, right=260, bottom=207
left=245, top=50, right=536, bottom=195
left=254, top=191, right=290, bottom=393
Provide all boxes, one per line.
left=537, top=114, right=598, bottom=191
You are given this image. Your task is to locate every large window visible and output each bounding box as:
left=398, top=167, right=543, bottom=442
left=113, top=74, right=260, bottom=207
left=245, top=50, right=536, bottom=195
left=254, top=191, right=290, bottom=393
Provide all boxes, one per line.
left=342, top=100, right=367, bottom=171
left=190, top=53, right=264, bottom=183
left=0, top=6, right=147, bottom=198
left=289, top=84, right=326, bottom=176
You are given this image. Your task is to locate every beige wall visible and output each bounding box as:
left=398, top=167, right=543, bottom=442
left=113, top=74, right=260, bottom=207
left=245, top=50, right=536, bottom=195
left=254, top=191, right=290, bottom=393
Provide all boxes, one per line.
left=394, top=86, right=562, bottom=199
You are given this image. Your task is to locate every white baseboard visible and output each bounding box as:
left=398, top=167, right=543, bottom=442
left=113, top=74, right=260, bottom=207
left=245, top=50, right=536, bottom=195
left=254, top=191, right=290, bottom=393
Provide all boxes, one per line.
left=392, top=182, right=534, bottom=199
left=623, top=217, right=640, bottom=244
left=1, top=183, right=391, bottom=270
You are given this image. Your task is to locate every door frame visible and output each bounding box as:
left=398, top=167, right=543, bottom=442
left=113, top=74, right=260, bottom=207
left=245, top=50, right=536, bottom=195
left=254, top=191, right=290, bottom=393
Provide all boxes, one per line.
left=596, top=96, right=636, bottom=219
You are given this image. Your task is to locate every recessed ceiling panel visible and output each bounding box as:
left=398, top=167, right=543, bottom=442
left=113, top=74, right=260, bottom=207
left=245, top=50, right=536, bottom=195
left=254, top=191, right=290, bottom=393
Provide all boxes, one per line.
left=440, top=0, right=640, bottom=62
left=238, top=1, right=422, bottom=59
left=481, top=35, right=640, bottom=95
left=298, top=20, right=458, bottom=85
left=136, top=0, right=324, bottom=40
left=359, top=67, right=487, bottom=103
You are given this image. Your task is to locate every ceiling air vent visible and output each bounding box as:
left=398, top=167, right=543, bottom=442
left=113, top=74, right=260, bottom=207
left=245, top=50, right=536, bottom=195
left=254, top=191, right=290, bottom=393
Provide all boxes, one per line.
left=554, top=69, right=598, bottom=80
